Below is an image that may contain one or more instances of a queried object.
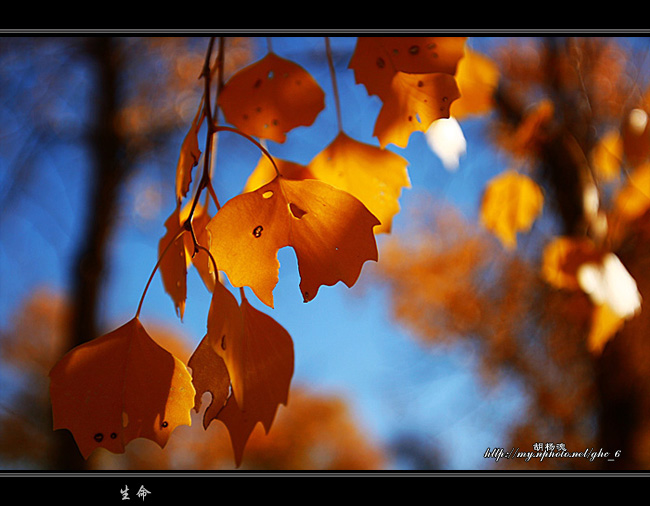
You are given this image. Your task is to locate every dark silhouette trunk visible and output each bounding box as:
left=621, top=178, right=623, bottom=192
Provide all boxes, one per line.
left=51, top=36, right=128, bottom=471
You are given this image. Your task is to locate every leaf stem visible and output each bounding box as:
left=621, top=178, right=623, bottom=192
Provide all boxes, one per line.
left=325, top=37, right=343, bottom=134
left=136, top=224, right=185, bottom=319
left=212, top=125, right=281, bottom=177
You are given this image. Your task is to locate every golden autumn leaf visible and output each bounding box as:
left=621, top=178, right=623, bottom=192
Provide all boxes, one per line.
left=450, top=48, right=500, bottom=119
left=158, top=205, right=187, bottom=320
left=175, top=108, right=202, bottom=203
left=480, top=170, right=544, bottom=249
left=206, top=175, right=380, bottom=307
left=375, top=71, right=461, bottom=149
left=307, top=131, right=410, bottom=234
left=349, top=36, right=464, bottom=148
left=586, top=302, right=625, bottom=354
left=190, top=282, right=294, bottom=466
left=591, top=129, right=623, bottom=182
left=188, top=330, right=256, bottom=467
left=541, top=236, right=601, bottom=291
left=243, top=156, right=315, bottom=194
left=613, top=162, right=650, bottom=224
left=218, top=52, right=325, bottom=143
left=49, top=318, right=195, bottom=459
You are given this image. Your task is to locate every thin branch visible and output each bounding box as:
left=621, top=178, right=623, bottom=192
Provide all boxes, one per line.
left=135, top=224, right=185, bottom=319
left=325, top=37, right=343, bottom=133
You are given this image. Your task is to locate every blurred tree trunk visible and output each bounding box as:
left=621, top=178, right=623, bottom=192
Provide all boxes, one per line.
left=51, top=36, right=128, bottom=470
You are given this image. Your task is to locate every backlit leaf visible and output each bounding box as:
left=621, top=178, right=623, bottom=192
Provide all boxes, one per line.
left=206, top=175, right=380, bottom=307
left=591, top=129, right=623, bottom=182
left=187, top=333, right=231, bottom=429
left=218, top=52, right=325, bottom=143
left=349, top=36, right=464, bottom=148
left=159, top=205, right=187, bottom=319
left=243, top=156, right=315, bottom=194
left=587, top=302, right=625, bottom=355
left=175, top=108, right=202, bottom=203
left=480, top=170, right=544, bottom=249
left=49, top=318, right=195, bottom=459
left=194, top=282, right=294, bottom=466
left=450, top=48, right=500, bottom=119
left=307, top=131, right=411, bottom=234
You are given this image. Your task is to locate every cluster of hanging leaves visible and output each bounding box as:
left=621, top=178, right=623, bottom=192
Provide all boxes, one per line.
left=48, top=36, right=468, bottom=465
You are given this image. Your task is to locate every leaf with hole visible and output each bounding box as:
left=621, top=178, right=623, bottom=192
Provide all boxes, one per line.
left=207, top=175, right=380, bottom=307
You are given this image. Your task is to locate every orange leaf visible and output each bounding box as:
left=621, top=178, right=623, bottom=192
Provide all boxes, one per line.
left=175, top=109, right=202, bottom=203
left=349, top=37, right=466, bottom=94
left=206, top=176, right=380, bottom=307
left=197, top=282, right=294, bottom=466
left=480, top=170, right=544, bottom=249
left=587, top=302, right=625, bottom=355
left=450, top=48, right=500, bottom=119
left=218, top=52, right=325, bottom=143
left=307, top=131, right=410, bottom=234
left=349, top=36, right=464, bottom=148
left=187, top=333, right=231, bottom=429
left=158, top=205, right=187, bottom=319
left=243, top=156, right=315, bottom=194
left=375, top=70, right=461, bottom=148
left=591, top=129, right=623, bottom=182
left=49, top=318, right=195, bottom=459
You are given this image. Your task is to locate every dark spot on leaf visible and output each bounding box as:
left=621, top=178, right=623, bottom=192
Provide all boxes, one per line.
left=253, top=225, right=263, bottom=238
left=161, top=421, right=168, bottom=428
left=94, top=433, right=103, bottom=442
left=409, top=45, right=420, bottom=55
left=221, top=335, right=226, bottom=350
left=376, top=57, right=385, bottom=69
left=110, top=433, right=117, bottom=439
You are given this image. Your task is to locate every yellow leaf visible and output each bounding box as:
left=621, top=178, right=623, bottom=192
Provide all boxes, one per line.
left=243, top=156, right=315, bottom=194
left=591, top=129, right=623, bottom=182
left=373, top=71, right=461, bottom=148
left=218, top=52, right=325, bottom=143
left=451, top=48, right=500, bottom=119
left=349, top=36, right=464, bottom=148
left=49, top=318, right=195, bottom=459
left=613, top=162, right=650, bottom=223
left=206, top=175, right=380, bottom=307
left=307, top=131, right=411, bottom=234
left=587, top=303, right=625, bottom=354
left=480, top=170, right=544, bottom=249
left=175, top=109, right=202, bottom=203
